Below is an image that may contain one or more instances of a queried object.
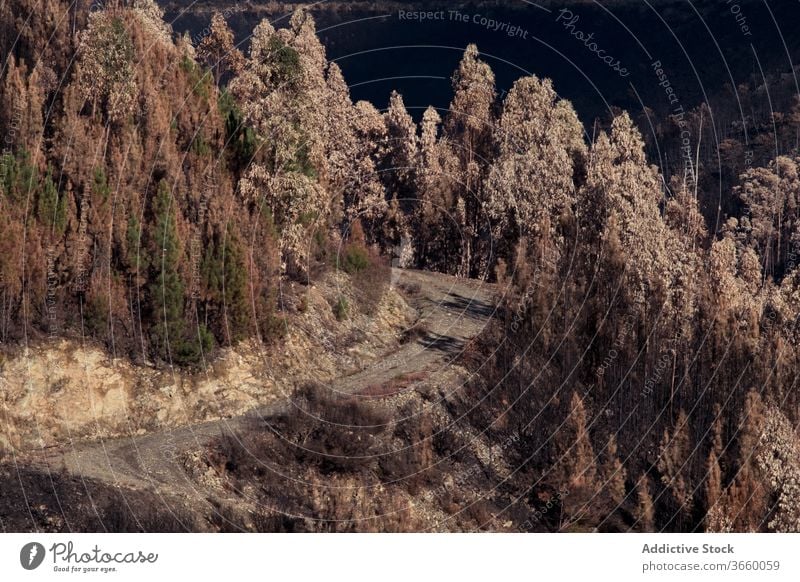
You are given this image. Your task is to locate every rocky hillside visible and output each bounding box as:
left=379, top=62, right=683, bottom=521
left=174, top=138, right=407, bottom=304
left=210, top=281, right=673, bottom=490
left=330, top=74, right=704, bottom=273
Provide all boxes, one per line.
left=1, top=269, right=414, bottom=451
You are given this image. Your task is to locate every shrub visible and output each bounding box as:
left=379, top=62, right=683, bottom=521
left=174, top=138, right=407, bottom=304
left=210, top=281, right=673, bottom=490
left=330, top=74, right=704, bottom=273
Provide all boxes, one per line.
left=83, top=293, right=109, bottom=338
left=339, top=220, right=370, bottom=275
left=173, top=323, right=215, bottom=366
left=260, top=309, right=287, bottom=344
left=101, top=493, right=193, bottom=532
left=337, top=220, right=391, bottom=315
left=284, top=383, right=389, bottom=473
left=334, top=295, right=348, bottom=321
left=341, top=245, right=369, bottom=274
left=353, top=253, right=391, bottom=316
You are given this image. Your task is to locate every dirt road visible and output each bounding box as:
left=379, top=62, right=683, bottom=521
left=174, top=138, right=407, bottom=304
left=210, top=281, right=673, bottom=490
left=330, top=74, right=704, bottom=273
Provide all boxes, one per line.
left=27, top=269, right=499, bottom=497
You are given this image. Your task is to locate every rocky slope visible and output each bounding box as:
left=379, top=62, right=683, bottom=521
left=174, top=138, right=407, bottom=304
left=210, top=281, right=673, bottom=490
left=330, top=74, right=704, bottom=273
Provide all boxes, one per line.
left=0, top=270, right=415, bottom=452
left=3, top=269, right=505, bottom=533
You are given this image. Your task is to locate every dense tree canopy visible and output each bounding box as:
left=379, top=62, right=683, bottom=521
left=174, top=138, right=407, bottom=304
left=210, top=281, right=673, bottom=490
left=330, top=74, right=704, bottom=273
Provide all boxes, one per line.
left=2, top=2, right=800, bottom=533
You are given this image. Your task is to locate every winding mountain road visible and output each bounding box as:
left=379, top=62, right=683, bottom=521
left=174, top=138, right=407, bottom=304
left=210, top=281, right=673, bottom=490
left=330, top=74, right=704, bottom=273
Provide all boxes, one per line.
left=27, top=269, right=500, bottom=497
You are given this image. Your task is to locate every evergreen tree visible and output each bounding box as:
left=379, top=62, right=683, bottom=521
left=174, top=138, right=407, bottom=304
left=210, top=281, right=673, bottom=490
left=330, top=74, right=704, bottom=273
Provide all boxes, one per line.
left=202, top=225, right=250, bottom=344
left=147, top=180, right=186, bottom=362
left=36, top=167, right=67, bottom=234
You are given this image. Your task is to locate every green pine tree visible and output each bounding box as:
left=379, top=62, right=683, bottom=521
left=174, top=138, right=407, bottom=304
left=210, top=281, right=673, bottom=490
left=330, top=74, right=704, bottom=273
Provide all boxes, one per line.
left=37, top=166, right=67, bottom=234
left=148, top=180, right=186, bottom=362
left=201, top=225, right=250, bottom=343
left=220, top=228, right=250, bottom=342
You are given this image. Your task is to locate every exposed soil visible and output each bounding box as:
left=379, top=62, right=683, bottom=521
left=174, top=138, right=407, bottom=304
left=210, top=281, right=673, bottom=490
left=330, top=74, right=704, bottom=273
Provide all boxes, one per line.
left=3, top=269, right=500, bottom=531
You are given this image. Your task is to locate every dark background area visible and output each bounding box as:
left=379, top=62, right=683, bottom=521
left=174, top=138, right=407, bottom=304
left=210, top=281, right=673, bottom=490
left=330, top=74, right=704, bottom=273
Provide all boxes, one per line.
left=162, top=1, right=800, bottom=124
